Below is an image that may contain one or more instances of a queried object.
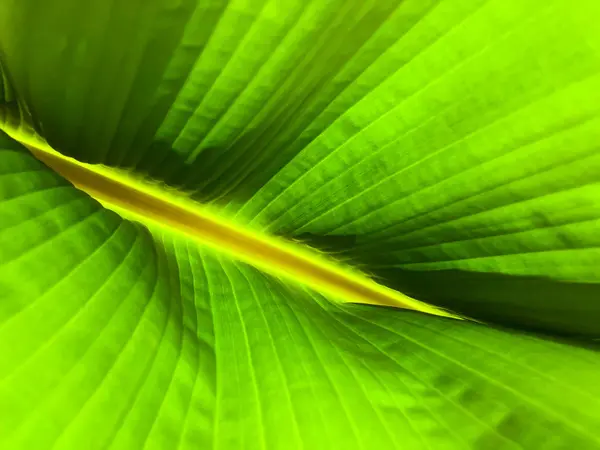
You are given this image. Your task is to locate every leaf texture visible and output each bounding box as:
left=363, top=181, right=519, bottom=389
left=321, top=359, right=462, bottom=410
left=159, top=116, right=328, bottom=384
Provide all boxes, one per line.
left=1, top=0, right=600, bottom=335
left=2, top=136, right=600, bottom=449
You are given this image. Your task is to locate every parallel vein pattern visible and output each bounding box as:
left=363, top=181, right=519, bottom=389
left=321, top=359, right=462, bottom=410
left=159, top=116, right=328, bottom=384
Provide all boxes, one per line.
left=2, top=135, right=600, bottom=449
left=2, top=0, right=600, bottom=335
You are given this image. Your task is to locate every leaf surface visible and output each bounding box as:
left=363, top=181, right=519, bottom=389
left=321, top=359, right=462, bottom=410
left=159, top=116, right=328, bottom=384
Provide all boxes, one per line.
left=1, top=0, right=600, bottom=334
left=1, top=136, right=600, bottom=449
left=2, top=1, right=600, bottom=448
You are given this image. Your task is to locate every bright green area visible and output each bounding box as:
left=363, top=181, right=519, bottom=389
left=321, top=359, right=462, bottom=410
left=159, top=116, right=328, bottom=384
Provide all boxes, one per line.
left=1, top=0, right=600, bottom=334
left=1, top=0, right=600, bottom=448
left=2, top=139, right=600, bottom=448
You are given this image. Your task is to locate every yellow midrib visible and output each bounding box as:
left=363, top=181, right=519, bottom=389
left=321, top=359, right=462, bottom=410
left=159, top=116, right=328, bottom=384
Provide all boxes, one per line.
left=25, top=140, right=458, bottom=320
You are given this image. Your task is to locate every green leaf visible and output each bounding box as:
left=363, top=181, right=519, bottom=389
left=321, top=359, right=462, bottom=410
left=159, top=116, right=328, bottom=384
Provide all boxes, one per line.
left=2, top=137, right=600, bottom=449
left=2, top=0, right=600, bottom=448
left=2, top=0, right=600, bottom=335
